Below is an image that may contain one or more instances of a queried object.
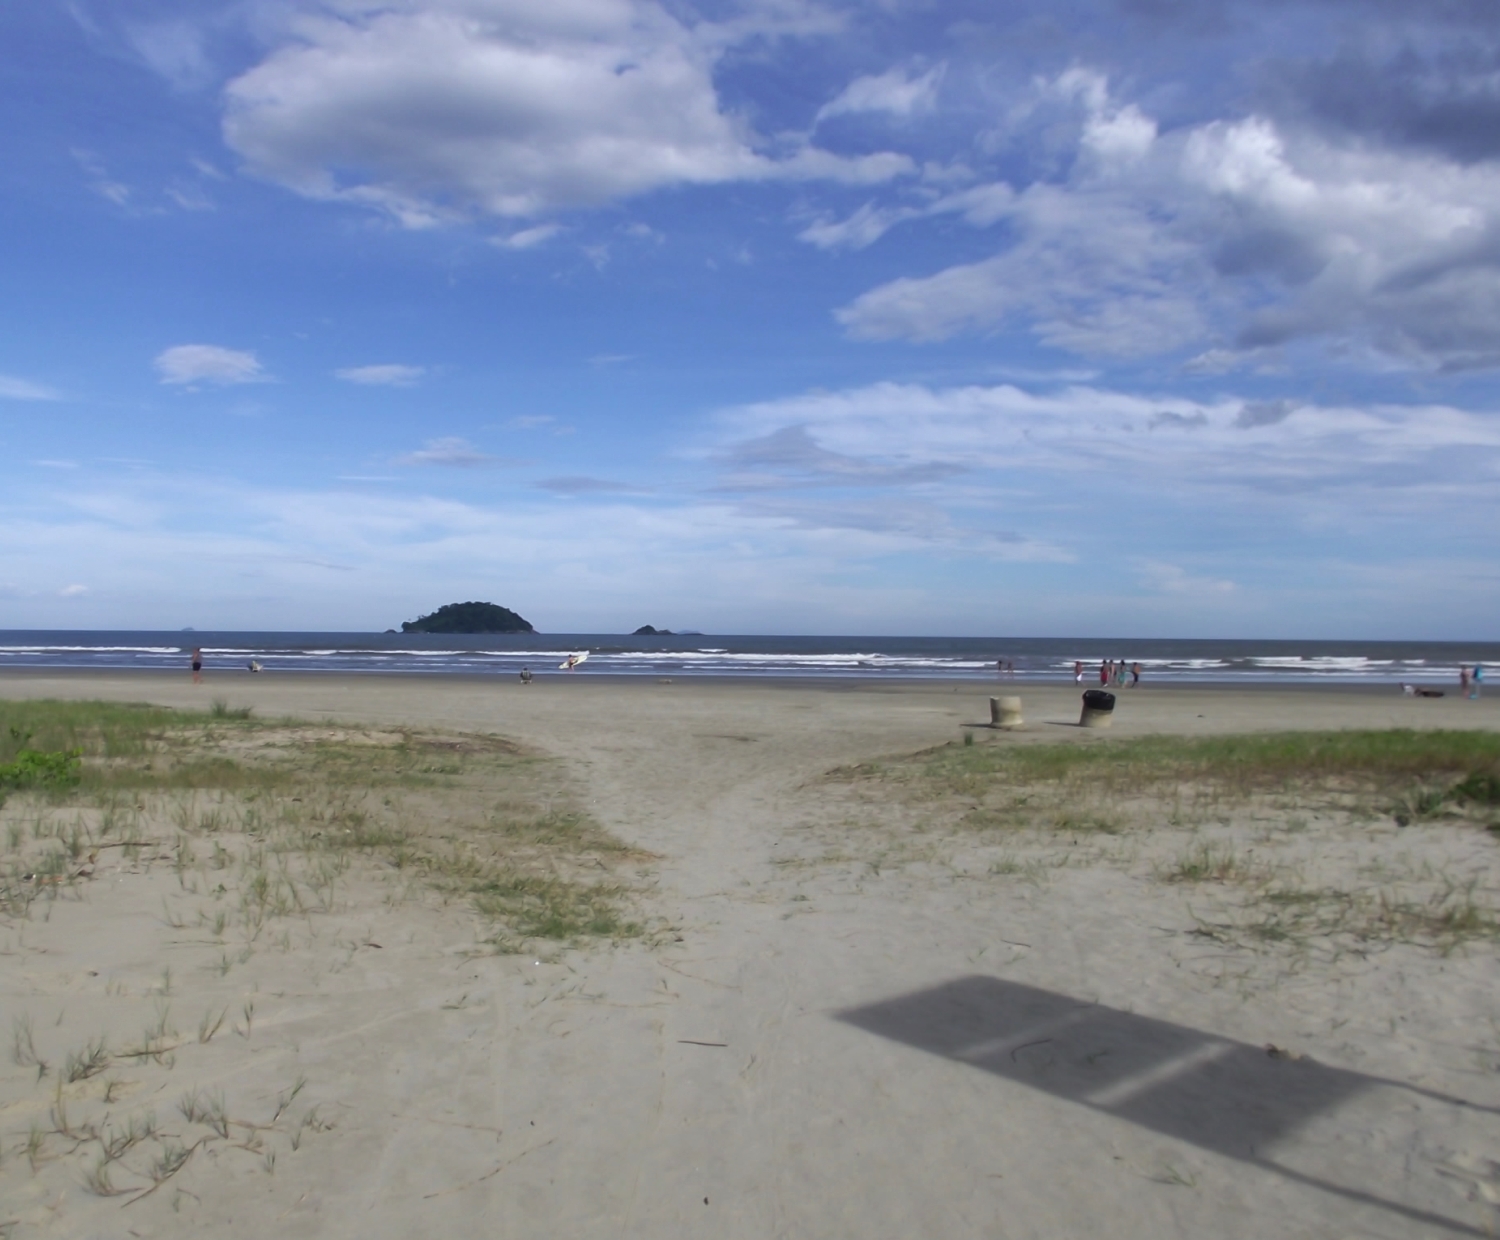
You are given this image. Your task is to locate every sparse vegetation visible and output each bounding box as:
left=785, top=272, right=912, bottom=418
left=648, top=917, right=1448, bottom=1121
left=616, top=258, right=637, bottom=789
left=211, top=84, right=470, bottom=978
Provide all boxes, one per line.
left=822, top=729, right=1500, bottom=953
left=1157, top=843, right=1264, bottom=885
left=830, top=729, right=1500, bottom=835
left=0, top=698, right=645, bottom=948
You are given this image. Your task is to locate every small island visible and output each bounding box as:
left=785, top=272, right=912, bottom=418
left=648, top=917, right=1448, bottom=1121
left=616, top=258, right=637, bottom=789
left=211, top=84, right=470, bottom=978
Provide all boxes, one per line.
left=401, top=602, right=534, bottom=634
left=633, top=625, right=673, bottom=636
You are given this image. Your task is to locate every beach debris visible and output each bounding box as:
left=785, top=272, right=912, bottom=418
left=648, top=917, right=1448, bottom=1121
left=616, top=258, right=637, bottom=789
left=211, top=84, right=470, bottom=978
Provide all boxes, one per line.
left=1079, top=689, right=1116, bottom=729
left=1263, top=1043, right=1303, bottom=1061
left=990, top=696, right=1024, bottom=729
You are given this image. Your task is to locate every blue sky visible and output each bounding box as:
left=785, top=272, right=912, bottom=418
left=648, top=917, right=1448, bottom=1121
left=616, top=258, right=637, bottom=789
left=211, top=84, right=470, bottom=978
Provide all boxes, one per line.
left=3, top=0, right=1499, bottom=637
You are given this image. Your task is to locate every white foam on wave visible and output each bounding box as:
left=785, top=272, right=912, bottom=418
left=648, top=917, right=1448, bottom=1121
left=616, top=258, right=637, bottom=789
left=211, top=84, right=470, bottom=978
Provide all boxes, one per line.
left=0, top=645, right=184, bottom=654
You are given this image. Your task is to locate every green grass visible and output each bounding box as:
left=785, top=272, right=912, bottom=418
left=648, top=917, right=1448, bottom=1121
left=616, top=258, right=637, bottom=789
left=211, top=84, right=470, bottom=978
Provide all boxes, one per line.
left=0, top=698, right=642, bottom=949
left=1157, top=843, right=1264, bottom=884
left=1197, top=881, right=1500, bottom=955
left=0, top=746, right=82, bottom=793
left=0, top=700, right=228, bottom=762
left=906, top=729, right=1500, bottom=793
left=834, top=729, right=1500, bottom=834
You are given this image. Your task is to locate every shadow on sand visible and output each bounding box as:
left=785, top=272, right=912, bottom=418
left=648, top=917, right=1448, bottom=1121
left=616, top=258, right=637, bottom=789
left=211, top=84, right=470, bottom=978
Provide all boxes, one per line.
left=838, top=976, right=1495, bottom=1236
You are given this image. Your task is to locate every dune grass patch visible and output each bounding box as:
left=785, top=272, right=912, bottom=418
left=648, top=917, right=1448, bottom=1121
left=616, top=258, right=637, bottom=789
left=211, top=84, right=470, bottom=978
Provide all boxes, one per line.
left=833, top=729, right=1500, bottom=831
left=822, top=728, right=1500, bottom=953
left=0, top=698, right=644, bottom=949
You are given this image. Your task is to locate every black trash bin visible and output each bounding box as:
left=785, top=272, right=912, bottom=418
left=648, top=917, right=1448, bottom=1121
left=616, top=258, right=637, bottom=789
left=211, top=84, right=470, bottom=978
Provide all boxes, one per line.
left=1080, top=689, right=1116, bottom=728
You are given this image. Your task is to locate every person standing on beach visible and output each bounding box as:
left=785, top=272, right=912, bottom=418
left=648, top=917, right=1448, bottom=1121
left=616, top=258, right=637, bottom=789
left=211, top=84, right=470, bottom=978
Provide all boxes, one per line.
left=1074, top=661, right=1084, bottom=684
left=1461, top=665, right=1471, bottom=695
left=1100, top=660, right=1109, bottom=686
left=1474, top=664, right=1485, bottom=699
left=191, top=647, right=203, bottom=685
left=1131, top=662, right=1141, bottom=687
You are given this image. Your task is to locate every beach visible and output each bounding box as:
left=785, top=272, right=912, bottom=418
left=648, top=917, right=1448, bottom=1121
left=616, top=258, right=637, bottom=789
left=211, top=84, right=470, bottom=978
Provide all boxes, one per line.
left=3, top=673, right=1499, bottom=1238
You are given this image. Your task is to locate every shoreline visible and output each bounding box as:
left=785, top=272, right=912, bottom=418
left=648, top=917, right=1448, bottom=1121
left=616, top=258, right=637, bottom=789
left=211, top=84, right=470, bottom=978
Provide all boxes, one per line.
left=3, top=670, right=1496, bottom=746
left=0, top=666, right=1478, bottom=695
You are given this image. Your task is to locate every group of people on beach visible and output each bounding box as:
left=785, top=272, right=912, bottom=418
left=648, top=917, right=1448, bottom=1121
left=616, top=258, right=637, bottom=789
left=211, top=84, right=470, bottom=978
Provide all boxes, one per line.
left=1460, top=664, right=1485, bottom=699
left=188, top=648, right=262, bottom=683
left=1074, top=659, right=1140, bottom=688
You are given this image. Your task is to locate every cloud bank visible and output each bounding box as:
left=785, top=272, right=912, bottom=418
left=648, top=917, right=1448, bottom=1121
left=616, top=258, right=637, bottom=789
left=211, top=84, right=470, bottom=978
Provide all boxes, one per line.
left=223, top=0, right=911, bottom=226
left=829, top=69, right=1500, bottom=370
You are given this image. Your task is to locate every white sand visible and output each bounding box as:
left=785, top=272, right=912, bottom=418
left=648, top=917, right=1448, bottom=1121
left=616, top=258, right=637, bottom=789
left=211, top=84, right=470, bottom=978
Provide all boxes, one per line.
left=3, top=673, right=1499, bottom=1238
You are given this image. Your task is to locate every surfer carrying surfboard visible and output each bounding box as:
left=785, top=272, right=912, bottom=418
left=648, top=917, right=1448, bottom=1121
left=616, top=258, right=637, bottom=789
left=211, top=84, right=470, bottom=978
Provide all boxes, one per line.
left=560, top=651, right=589, bottom=672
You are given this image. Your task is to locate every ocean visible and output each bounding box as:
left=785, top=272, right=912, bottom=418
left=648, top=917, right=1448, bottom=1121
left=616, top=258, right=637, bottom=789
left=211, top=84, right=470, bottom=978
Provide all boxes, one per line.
left=0, top=631, right=1494, bottom=685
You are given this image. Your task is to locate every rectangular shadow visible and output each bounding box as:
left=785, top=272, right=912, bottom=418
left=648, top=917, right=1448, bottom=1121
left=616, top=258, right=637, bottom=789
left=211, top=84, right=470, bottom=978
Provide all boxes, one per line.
left=838, top=975, right=1491, bottom=1236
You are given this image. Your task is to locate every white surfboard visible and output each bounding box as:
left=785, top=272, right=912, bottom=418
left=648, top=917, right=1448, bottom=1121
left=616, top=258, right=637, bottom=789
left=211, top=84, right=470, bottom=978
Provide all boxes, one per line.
left=559, top=651, right=590, bottom=671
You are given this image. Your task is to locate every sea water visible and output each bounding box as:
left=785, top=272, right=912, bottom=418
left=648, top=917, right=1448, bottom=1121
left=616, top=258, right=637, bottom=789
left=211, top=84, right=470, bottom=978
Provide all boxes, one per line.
left=0, top=631, right=1494, bottom=684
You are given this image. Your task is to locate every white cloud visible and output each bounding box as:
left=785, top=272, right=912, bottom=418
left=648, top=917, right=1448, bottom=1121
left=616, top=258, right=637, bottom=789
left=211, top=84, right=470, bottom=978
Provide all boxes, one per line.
left=336, top=363, right=425, bottom=386
left=838, top=183, right=1207, bottom=353
left=494, top=223, right=562, bottom=250
left=125, top=19, right=212, bottom=90
left=223, top=0, right=912, bottom=226
left=799, top=181, right=1015, bottom=253
left=799, top=201, right=916, bottom=251
left=0, top=374, right=62, bottom=401
left=395, top=436, right=505, bottom=467
left=58, top=584, right=90, bottom=597
left=621, top=221, right=662, bottom=242
left=1137, top=561, right=1236, bottom=596
left=816, top=64, right=945, bottom=123
left=155, top=344, right=265, bottom=385
left=539, top=476, right=650, bottom=494
left=717, top=379, right=1500, bottom=493
left=832, top=69, right=1500, bottom=368
left=166, top=182, right=214, bottom=212
left=72, top=149, right=134, bottom=209
left=730, top=493, right=1069, bottom=561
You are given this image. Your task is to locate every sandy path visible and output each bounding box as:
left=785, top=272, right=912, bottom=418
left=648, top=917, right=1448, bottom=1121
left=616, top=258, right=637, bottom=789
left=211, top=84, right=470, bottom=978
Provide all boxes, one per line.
left=3, top=674, right=1499, bottom=1239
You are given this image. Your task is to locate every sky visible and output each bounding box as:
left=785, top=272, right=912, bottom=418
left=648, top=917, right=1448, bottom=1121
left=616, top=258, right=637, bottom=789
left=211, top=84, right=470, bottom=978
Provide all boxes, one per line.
left=3, top=0, right=1500, bottom=638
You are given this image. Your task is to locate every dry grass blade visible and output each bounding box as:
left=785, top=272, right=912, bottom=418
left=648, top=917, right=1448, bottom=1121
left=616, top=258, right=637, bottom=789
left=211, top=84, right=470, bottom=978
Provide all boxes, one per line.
left=63, top=1036, right=110, bottom=1083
